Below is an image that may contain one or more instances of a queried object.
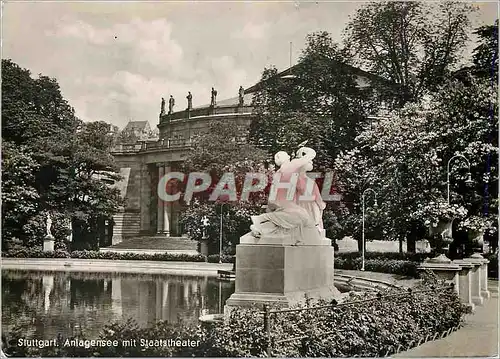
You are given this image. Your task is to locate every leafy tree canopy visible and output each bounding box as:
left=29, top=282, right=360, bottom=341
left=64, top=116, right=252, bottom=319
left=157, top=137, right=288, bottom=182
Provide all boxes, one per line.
left=1, top=59, right=122, bottom=248
left=344, top=1, right=477, bottom=104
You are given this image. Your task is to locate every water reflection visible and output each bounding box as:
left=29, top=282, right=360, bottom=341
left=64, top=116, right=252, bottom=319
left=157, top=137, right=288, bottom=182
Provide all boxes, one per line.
left=2, top=270, right=234, bottom=340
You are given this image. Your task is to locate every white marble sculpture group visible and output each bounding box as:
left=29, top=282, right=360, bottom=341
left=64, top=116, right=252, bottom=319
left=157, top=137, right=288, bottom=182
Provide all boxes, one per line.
left=250, top=146, right=326, bottom=243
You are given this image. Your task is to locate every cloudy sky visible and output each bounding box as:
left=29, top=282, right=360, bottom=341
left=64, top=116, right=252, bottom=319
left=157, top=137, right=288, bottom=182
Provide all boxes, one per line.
left=3, top=1, right=498, bottom=129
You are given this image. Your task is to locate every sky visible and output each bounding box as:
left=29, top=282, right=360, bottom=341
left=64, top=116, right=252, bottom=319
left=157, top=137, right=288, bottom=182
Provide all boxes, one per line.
left=2, top=1, right=498, bottom=130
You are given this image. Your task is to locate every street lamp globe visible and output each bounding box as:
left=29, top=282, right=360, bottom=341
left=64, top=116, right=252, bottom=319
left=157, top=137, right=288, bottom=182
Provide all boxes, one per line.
left=465, top=173, right=474, bottom=186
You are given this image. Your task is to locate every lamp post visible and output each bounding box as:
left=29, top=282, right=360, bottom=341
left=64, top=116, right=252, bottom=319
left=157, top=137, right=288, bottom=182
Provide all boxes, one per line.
left=361, top=188, right=378, bottom=271
left=447, top=154, right=473, bottom=205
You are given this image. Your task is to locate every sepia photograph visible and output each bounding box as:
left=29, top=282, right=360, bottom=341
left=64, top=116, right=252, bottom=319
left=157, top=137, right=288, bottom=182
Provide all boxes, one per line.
left=1, top=1, right=498, bottom=357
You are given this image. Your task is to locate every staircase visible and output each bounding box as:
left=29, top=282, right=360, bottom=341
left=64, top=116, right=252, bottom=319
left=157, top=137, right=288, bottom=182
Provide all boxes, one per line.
left=112, top=212, right=141, bottom=244
left=102, top=235, right=198, bottom=255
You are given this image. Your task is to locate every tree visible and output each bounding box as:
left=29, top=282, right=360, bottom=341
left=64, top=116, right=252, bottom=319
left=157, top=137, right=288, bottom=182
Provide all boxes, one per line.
left=344, top=1, right=477, bottom=105
left=334, top=75, right=498, bottom=251
left=1, top=59, right=122, bottom=249
left=180, top=120, right=270, bottom=254
left=1, top=142, right=40, bottom=244
left=471, top=20, right=499, bottom=79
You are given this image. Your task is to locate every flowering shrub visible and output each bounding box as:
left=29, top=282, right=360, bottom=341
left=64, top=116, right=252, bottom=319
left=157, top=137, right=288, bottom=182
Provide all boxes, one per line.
left=411, top=201, right=467, bottom=228
left=180, top=199, right=263, bottom=255
left=3, top=281, right=470, bottom=357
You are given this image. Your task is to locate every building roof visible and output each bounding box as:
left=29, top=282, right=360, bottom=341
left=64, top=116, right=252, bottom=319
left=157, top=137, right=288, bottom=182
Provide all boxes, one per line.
left=124, top=121, right=150, bottom=131
left=189, top=61, right=392, bottom=110
left=245, top=61, right=392, bottom=93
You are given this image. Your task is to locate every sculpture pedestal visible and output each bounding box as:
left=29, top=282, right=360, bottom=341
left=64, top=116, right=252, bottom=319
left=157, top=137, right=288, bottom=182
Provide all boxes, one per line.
left=225, top=232, right=339, bottom=313
left=43, top=235, right=55, bottom=252
left=452, top=259, right=475, bottom=311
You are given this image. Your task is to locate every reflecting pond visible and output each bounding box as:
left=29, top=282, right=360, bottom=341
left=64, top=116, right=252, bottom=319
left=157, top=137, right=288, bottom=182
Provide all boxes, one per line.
left=2, top=270, right=235, bottom=339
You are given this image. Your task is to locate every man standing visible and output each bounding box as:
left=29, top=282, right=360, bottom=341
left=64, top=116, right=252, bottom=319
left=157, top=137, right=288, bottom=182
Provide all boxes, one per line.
left=186, top=91, right=193, bottom=110
left=168, top=95, right=175, bottom=114
left=210, top=87, right=217, bottom=107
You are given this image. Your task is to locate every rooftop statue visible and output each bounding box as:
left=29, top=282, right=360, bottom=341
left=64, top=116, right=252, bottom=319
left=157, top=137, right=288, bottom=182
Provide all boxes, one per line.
left=186, top=91, right=192, bottom=110
left=210, top=87, right=217, bottom=107
left=296, top=146, right=326, bottom=236
left=46, top=212, right=53, bottom=237
left=238, top=86, right=244, bottom=106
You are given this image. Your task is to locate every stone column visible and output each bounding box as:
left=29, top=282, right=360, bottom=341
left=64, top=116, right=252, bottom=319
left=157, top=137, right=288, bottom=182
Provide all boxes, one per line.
left=162, top=281, right=169, bottom=309
left=163, top=163, right=172, bottom=236
left=111, top=278, right=122, bottom=318
left=162, top=280, right=170, bottom=321
left=418, top=255, right=461, bottom=294
left=463, top=256, right=485, bottom=306
left=155, top=282, right=162, bottom=321
left=452, top=260, right=475, bottom=311
left=157, top=164, right=165, bottom=234
left=471, top=253, right=491, bottom=299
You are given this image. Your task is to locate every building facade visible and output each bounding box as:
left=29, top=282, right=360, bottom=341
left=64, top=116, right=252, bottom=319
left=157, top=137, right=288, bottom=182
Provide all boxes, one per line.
left=110, top=65, right=389, bottom=244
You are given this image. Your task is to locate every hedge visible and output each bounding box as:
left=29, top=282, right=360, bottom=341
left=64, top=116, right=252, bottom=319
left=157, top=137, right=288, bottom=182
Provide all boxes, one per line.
left=335, top=251, right=434, bottom=262
left=3, top=277, right=470, bottom=358
left=334, top=257, right=420, bottom=278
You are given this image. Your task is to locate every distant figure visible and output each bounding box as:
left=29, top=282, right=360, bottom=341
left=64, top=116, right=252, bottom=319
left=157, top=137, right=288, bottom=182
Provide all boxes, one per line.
left=201, top=216, right=209, bottom=238
left=168, top=95, right=175, bottom=114
left=238, top=86, right=244, bottom=106
left=160, top=97, right=166, bottom=114
left=295, top=147, right=326, bottom=236
left=211, top=87, right=217, bottom=107
left=186, top=91, right=193, bottom=110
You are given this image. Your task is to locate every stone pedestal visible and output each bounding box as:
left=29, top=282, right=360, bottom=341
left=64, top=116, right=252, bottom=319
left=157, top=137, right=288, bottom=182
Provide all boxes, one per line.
left=452, top=260, right=475, bottom=311
left=225, top=232, right=339, bottom=311
left=418, top=255, right=460, bottom=293
left=43, top=235, right=55, bottom=252
left=463, top=254, right=489, bottom=304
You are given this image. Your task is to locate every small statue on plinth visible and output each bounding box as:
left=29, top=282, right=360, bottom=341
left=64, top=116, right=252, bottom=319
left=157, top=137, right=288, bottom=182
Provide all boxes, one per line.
left=199, top=216, right=210, bottom=256
left=160, top=97, right=166, bottom=115
left=186, top=91, right=193, bottom=110
left=210, top=87, right=217, bottom=107
left=250, top=146, right=323, bottom=242
left=238, top=86, right=244, bottom=106
left=201, top=216, right=209, bottom=238
left=44, top=212, right=55, bottom=251
left=168, top=95, right=175, bottom=114
left=46, top=212, right=53, bottom=237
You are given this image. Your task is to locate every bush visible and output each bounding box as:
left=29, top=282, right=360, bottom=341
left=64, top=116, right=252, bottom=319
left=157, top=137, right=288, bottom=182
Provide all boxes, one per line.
left=206, top=254, right=235, bottom=264
left=484, top=252, right=498, bottom=278
left=3, top=281, right=469, bottom=358
left=335, top=256, right=420, bottom=278
left=2, top=248, right=207, bottom=263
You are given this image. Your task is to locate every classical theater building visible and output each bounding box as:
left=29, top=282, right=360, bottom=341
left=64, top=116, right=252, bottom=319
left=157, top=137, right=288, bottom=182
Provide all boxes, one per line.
left=110, top=64, right=388, bottom=244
